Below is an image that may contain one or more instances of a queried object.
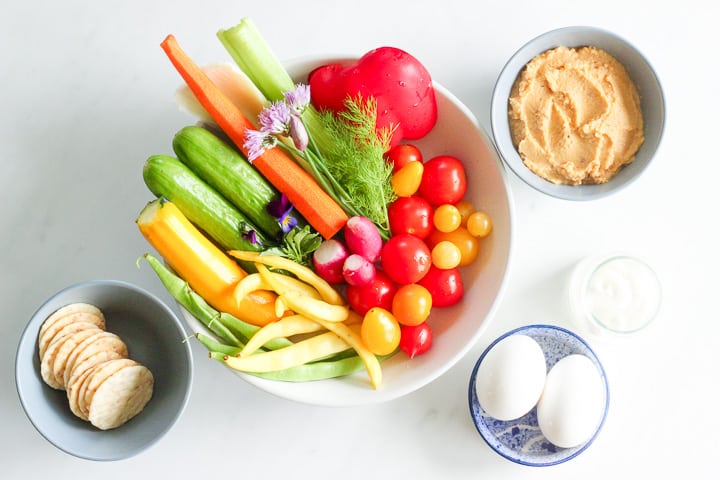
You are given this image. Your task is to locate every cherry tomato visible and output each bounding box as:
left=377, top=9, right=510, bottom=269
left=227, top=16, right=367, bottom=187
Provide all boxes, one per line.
left=361, top=307, right=401, bottom=355
left=387, top=196, right=434, bottom=239
left=418, top=155, right=467, bottom=206
left=418, top=265, right=464, bottom=307
left=455, top=200, right=475, bottom=226
left=391, top=161, right=424, bottom=197
left=431, top=241, right=462, bottom=269
left=433, top=204, right=462, bottom=232
left=381, top=233, right=432, bottom=285
left=467, top=210, right=493, bottom=237
left=346, top=270, right=398, bottom=316
left=399, top=322, right=433, bottom=358
left=386, top=144, right=423, bottom=173
left=391, top=284, right=433, bottom=326
left=427, top=226, right=479, bottom=266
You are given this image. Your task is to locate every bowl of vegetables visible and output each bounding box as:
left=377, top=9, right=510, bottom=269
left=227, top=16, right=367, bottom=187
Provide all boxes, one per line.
left=138, top=18, right=513, bottom=406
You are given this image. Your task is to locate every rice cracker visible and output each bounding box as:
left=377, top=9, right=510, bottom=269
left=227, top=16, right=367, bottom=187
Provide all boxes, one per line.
left=88, top=364, right=154, bottom=430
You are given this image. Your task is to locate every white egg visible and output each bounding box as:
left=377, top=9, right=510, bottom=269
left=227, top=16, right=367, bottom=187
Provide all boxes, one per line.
left=537, top=354, right=606, bottom=448
left=475, top=334, right=547, bottom=421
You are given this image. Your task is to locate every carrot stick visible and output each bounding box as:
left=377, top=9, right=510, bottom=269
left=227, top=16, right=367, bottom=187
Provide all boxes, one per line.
left=160, top=34, right=347, bottom=239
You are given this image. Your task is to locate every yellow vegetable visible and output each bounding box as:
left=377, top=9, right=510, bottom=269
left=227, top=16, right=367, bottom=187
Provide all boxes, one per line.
left=220, top=332, right=350, bottom=372
left=137, top=199, right=281, bottom=326
left=228, top=251, right=344, bottom=306
left=278, top=290, right=349, bottom=323
left=240, top=315, right=323, bottom=357
left=256, top=264, right=322, bottom=300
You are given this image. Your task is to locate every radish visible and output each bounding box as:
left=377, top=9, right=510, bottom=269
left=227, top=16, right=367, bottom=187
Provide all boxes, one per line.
left=344, top=216, right=383, bottom=262
left=312, top=239, right=349, bottom=284
left=342, top=254, right=376, bottom=286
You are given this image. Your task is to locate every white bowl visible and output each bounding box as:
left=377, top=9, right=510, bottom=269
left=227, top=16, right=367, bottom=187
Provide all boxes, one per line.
left=181, top=56, right=514, bottom=406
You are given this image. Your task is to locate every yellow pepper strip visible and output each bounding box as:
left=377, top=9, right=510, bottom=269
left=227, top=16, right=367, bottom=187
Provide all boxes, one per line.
left=233, top=273, right=271, bottom=307
left=240, top=314, right=323, bottom=357
left=256, top=264, right=322, bottom=300
left=278, top=290, right=349, bottom=323
left=228, top=251, right=344, bottom=306
left=137, top=199, right=280, bottom=327
left=312, top=317, right=382, bottom=389
left=220, top=331, right=350, bottom=373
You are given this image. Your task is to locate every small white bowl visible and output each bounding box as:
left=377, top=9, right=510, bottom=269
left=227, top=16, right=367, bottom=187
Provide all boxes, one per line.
left=468, top=325, right=609, bottom=466
left=15, top=280, right=193, bottom=461
left=180, top=56, right=515, bottom=406
left=491, top=26, right=665, bottom=200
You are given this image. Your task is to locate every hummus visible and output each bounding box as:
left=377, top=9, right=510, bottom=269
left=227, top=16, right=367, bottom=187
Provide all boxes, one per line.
left=508, top=46, right=644, bottom=185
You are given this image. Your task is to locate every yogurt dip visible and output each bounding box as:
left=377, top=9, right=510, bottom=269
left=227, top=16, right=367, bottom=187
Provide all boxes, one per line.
left=508, top=46, right=644, bottom=185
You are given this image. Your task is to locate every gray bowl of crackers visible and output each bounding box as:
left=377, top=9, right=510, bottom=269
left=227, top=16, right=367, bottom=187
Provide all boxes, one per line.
left=490, top=26, right=665, bottom=200
left=15, top=280, right=193, bottom=461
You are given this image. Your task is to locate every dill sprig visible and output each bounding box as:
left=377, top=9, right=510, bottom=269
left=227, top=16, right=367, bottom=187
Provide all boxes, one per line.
left=316, top=96, right=397, bottom=237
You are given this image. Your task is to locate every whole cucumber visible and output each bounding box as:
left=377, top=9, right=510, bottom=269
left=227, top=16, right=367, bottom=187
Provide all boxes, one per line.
left=172, top=125, right=303, bottom=239
left=143, top=154, right=266, bottom=254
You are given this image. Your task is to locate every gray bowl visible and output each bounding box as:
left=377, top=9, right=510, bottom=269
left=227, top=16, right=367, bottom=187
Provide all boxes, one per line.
left=491, top=26, right=665, bottom=200
left=15, top=280, right=193, bottom=461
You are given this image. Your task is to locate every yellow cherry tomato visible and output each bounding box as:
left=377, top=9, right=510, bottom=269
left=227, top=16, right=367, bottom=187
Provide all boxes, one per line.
left=427, top=226, right=479, bottom=266
left=361, top=307, right=401, bottom=355
left=467, top=211, right=493, bottom=237
left=454, top=200, right=475, bottom=226
left=391, top=161, right=424, bottom=197
left=433, top=204, right=462, bottom=233
left=391, top=284, right=433, bottom=326
left=431, top=241, right=462, bottom=269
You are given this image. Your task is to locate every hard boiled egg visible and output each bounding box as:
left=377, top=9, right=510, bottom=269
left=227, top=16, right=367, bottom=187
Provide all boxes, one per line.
left=537, top=354, right=606, bottom=448
left=475, top=334, right=546, bottom=421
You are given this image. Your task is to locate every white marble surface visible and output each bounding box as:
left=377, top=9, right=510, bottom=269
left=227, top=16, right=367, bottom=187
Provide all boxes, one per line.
left=2, top=0, right=717, bottom=477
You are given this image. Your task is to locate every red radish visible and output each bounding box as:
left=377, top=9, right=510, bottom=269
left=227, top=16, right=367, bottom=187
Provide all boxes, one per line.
left=343, top=216, right=383, bottom=262
left=312, top=239, right=349, bottom=284
left=342, top=254, right=376, bottom=286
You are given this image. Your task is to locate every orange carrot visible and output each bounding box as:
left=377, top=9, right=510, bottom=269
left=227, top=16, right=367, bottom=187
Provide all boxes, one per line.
left=160, top=34, right=348, bottom=240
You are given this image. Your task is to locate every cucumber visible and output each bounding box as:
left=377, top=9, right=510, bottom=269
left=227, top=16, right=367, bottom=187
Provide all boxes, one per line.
left=143, top=154, right=266, bottom=254
left=172, top=125, right=303, bottom=239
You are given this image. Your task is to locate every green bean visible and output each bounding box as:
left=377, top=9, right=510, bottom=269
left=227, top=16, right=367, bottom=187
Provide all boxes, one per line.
left=142, top=253, right=243, bottom=346
left=218, top=312, right=293, bottom=350
left=195, top=332, right=243, bottom=356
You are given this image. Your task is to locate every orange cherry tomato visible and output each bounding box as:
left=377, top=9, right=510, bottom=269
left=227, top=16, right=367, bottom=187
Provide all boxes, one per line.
left=391, top=284, right=433, bottom=326
left=431, top=241, right=462, bottom=269
left=427, top=226, right=479, bottom=266
left=433, top=204, right=462, bottom=232
left=455, top=200, right=475, bottom=226
left=392, top=161, right=424, bottom=197
left=467, top=211, right=493, bottom=237
left=361, top=307, right=401, bottom=355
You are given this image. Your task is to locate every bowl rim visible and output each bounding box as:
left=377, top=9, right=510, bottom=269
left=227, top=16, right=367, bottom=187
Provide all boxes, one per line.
left=468, top=323, right=610, bottom=467
left=490, top=25, right=666, bottom=201
left=15, top=279, right=194, bottom=461
left=179, top=54, right=516, bottom=406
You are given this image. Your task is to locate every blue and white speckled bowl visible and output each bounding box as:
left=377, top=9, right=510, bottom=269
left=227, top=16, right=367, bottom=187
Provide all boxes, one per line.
left=468, top=324, right=609, bottom=467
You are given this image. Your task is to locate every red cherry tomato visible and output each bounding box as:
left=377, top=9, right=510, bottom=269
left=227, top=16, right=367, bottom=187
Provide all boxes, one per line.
left=381, top=234, right=432, bottom=285
left=386, top=144, right=423, bottom=173
left=346, top=270, right=398, bottom=316
left=418, top=265, right=464, bottom=307
left=399, top=322, right=433, bottom=358
left=387, top=196, right=434, bottom=239
left=418, top=155, right=467, bottom=206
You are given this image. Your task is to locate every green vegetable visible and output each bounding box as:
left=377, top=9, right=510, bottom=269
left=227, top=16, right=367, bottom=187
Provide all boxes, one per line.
left=172, top=125, right=304, bottom=239
left=264, top=225, right=322, bottom=266
left=143, top=154, right=266, bottom=254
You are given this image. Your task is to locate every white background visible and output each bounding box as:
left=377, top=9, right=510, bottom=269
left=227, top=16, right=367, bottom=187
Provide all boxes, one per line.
left=2, top=0, right=717, bottom=478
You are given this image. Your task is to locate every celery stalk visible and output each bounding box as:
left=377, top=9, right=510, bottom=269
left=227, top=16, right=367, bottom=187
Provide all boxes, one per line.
left=217, top=17, right=294, bottom=102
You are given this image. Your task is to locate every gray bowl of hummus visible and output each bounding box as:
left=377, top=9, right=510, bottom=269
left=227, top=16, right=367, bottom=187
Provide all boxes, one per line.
left=491, top=26, right=665, bottom=200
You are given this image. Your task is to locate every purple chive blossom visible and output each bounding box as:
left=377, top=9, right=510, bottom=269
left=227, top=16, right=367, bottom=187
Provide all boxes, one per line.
left=289, top=115, right=309, bottom=151
left=244, top=129, right=276, bottom=162
left=258, top=101, right=292, bottom=135
left=284, top=84, right=311, bottom=115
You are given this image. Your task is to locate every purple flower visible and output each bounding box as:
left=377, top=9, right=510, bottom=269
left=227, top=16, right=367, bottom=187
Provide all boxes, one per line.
left=267, top=194, right=298, bottom=234
left=258, top=101, right=291, bottom=135
left=289, top=115, right=309, bottom=151
left=242, top=229, right=260, bottom=245
left=244, top=129, right=276, bottom=162
left=284, top=84, right=311, bottom=115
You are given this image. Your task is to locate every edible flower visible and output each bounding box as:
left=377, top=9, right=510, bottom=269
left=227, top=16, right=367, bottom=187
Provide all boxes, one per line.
left=267, top=194, right=298, bottom=234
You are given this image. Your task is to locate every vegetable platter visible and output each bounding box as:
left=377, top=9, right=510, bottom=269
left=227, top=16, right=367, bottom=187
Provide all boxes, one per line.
left=137, top=17, right=513, bottom=406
